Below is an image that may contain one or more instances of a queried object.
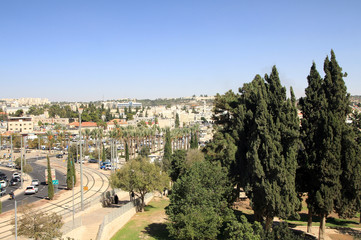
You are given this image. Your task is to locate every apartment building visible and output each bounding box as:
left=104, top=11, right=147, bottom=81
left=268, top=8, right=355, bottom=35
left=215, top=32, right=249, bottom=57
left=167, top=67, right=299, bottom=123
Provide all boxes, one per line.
left=7, top=117, right=34, bottom=133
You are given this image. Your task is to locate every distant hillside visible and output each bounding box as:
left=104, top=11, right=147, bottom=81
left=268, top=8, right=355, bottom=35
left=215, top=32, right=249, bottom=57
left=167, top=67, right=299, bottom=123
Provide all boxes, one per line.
left=350, top=95, right=361, bottom=104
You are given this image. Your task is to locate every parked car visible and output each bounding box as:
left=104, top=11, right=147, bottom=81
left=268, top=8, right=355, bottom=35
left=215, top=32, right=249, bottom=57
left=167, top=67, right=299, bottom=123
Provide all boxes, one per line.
left=6, top=163, right=15, bottom=168
left=0, top=187, right=6, bottom=196
left=56, top=154, right=63, bottom=158
left=104, top=163, right=112, bottom=170
left=25, top=186, right=38, bottom=195
left=0, top=180, right=8, bottom=188
left=10, top=178, right=20, bottom=186
left=12, top=172, right=21, bottom=178
left=88, top=159, right=98, bottom=163
left=31, top=179, right=40, bottom=186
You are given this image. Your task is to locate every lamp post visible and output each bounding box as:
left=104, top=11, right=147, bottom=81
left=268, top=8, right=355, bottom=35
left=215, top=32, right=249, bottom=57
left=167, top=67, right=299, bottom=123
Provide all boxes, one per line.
left=79, top=108, right=84, bottom=211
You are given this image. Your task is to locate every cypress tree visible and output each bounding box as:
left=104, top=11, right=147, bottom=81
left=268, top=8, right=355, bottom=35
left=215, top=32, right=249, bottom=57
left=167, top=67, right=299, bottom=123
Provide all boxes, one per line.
left=125, top=142, right=129, bottom=161
left=47, top=156, right=54, bottom=200
left=240, top=70, right=300, bottom=230
left=175, top=113, right=180, bottom=128
left=163, top=129, right=172, bottom=172
left=71, top=152, right=76, bottom=185
left=205, top=69, right=300, bottom=231
left=298, top=62, right=325, bottom=233
left=300, top=51, right=351, bottom=240
left=66, top=154, right=73, bottom=190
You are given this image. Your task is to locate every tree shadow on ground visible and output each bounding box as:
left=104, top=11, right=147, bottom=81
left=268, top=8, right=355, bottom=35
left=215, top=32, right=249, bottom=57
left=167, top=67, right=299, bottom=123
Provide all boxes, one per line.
left=110, top=200, right=129, bottom=208
left=143, top=223, right=173, bottom=240
left=330, top=226, right=361, bottom=239
left=144, top=204, right=156, bottom=211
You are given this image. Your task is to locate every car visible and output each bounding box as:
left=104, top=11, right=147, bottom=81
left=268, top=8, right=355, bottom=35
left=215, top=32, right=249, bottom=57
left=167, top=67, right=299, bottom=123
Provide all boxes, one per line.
left=88, top=159, right=98, bottom=163
left=10, top=178, right=20, bottom=186
left=31, top=179, right=40, bottom=186
left=14, top=149, right=21, bottom=153
left=6, top=163, right=15, bottom=168
left=12, top=172, right=21, bottom=178
left=25, top=186, right=38, bottom=195
left=0, top=180, right=8, bottom=188
left=56, top=154, right=63, bottom=158
left=104, top=163, right=112, bottom=170
left=0, top=187, right=6, bottom=196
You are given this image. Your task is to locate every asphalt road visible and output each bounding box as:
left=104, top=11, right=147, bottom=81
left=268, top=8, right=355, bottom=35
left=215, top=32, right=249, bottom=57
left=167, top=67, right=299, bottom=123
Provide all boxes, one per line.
left=1, top=156, right=66, bottom=212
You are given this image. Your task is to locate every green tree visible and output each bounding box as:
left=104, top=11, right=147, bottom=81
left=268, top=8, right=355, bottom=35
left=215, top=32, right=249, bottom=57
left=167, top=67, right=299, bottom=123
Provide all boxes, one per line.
left=71, top=152, right=77, bottom=185
left=299, top=50, right=351, bottom=240
left=205, top=68, right=300, bottom=231
left=169, top=150, right=187, bottom=182
left=166, top=160, right=234, bottom=240
left=14, top=109, right=24, bottom=117
left=163, top=129, right=172, bottom=172
left=47, top=156, right=54, bottom=200
left=110, top=157, right=169, bottom=211
left=66, top=155, right=74, bottom=190
left=125, top=142, right=130, bottom=161
left=139, top=145, right=150, bottom=157
left=175, top=113, right=180, bottom=128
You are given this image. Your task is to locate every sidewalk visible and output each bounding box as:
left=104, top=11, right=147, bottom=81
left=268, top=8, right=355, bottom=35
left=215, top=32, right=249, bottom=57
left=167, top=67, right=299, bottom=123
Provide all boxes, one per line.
left=62, top=190, right=130, bottom=240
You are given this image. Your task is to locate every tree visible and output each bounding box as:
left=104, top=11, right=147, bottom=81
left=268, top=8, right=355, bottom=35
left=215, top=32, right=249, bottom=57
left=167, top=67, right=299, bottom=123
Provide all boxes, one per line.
left=71, top=152, right=76, bottom=185
left=47, top=156, right=54, bottom=200
left=12, top=203, right=63, bottom=240
left=185, top=148, right=204, bottom=167
left=175, top=113, right=180, bottom=128
left=139, top=145, right=150, bottom=157
left=23, top=164, right=33, bottom=176
left=14, top=109, right=24, bottom=117
left=110, top=157, right=169, bottom=212
left=205, top=68, right=300, bottom=231
left=125, top=142, right=130, bottom=161
left=299, top=51, right=351, bottom=240
left=66, top=154, right=74, bottom=190
left=163, top=129, right=172, bottom=172
left=169, top=150, right=187, bottom=182
left=166, top=160, right=234, bottom=240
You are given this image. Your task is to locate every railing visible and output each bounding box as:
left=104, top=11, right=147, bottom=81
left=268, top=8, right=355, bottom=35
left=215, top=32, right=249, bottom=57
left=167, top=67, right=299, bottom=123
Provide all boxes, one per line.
left=96, top=193, right=153, bottom=240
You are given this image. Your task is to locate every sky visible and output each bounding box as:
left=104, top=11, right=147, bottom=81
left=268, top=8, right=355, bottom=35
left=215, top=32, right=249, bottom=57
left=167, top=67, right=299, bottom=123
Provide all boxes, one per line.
left=1, top=0, right=360, bottom=102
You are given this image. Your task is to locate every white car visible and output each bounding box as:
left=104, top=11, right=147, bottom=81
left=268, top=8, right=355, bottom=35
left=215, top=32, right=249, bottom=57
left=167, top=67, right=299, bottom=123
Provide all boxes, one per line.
left=0, top=180, right=7, bottom=188
left=12, top=172, right=21, bottom=178
left=31, top=179, right=40, bottom=186
left=105, top=164, right=112, bottom=170
left=25, top=186, right=38, bottom=195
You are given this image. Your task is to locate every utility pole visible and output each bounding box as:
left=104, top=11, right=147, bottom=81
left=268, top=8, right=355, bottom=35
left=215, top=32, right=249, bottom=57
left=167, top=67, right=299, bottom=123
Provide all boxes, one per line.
left=72, top=175, right=75, bottom=226
left=20, top=136, right=23, bottom=189
left=79, top=108, right=84, bottom=211
left=10, top=135, right=13, bottom=163
left=15, top=200, right=17, bottom=240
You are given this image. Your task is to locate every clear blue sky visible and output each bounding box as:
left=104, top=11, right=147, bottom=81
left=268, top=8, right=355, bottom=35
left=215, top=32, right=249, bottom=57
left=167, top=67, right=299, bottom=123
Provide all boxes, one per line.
left=1, top=0, right=360, bottom=102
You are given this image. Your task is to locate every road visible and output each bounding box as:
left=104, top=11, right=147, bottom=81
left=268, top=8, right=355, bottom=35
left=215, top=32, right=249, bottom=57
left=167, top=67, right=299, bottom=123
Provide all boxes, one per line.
left=1, top=156, right=66, bottom=212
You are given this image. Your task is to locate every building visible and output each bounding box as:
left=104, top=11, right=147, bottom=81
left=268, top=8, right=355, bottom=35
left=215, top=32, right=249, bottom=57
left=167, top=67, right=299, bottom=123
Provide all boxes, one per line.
left=7, top=117, right=34, bottom=133
left=107, top=119, right=128, bottom=131
left=117, top=101, right=142, bottom=109
left=32, top=116, right=69, bottom=126
left=68, top=122, right=98, bottom=131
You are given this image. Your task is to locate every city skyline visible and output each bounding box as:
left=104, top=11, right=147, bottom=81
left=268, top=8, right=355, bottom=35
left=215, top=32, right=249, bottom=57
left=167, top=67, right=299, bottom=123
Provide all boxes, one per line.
left=1, top=1, right=360, bottom=102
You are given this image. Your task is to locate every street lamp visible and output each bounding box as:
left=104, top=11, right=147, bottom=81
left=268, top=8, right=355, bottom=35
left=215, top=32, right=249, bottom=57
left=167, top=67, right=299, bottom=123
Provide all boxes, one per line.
left=79, top=108, right=84, bottom=211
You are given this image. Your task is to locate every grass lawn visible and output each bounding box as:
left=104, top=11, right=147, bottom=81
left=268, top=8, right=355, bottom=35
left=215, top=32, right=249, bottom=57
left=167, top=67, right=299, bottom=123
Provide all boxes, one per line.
left=111, top=197, right=171, bottom=240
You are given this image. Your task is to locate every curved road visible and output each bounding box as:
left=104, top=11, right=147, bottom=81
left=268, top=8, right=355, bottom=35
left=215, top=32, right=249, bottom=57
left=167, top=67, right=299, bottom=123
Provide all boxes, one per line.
left=1, top=156, right=66, bottom=212
left=0, top=156, right=110, bottom=240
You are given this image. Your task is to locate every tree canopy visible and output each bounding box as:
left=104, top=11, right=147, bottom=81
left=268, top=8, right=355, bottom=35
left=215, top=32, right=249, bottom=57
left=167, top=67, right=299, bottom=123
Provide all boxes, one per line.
left=110, top=157, right=169, bottom=211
